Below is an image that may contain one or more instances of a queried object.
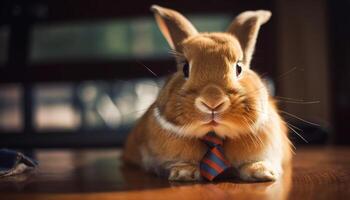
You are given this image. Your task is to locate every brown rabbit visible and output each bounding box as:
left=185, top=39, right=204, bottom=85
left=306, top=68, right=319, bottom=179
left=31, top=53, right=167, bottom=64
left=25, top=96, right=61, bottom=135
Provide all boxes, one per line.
left=123, top=5, right=292, bottom=182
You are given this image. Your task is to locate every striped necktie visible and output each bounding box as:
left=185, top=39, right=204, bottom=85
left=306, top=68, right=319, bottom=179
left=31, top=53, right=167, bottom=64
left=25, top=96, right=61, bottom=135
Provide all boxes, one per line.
left=200, top=132, right=231, bottom=181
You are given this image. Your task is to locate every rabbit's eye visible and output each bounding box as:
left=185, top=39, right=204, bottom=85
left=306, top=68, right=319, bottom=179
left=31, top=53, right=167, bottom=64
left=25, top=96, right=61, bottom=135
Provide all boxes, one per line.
left=183, top=62, right=189, bottom=78
left=236, top=61, right=243, bottom=77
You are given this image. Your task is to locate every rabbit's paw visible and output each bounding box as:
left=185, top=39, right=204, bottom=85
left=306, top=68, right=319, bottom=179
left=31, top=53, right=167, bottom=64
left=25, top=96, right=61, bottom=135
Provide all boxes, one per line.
left=239, top=161, right=279, bottom=182
left=168, top=164, right=201, bottom=181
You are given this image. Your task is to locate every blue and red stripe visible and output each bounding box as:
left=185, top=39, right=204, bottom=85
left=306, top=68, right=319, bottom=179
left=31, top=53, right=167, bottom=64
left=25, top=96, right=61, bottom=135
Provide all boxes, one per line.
left=202, top=158, right=224, bottom=173
left=200, top=132, right=232, bottom=181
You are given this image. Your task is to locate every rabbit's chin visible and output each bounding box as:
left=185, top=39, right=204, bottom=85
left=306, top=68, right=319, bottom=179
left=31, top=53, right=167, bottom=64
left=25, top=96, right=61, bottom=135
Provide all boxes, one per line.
left=211, top=121, right=258, bottom=139
left=153, top=106, right=260, bottom=139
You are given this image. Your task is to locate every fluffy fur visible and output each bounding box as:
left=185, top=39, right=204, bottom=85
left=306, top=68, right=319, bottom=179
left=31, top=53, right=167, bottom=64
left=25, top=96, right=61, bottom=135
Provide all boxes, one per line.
left=123, top=5, right=292, bottom=182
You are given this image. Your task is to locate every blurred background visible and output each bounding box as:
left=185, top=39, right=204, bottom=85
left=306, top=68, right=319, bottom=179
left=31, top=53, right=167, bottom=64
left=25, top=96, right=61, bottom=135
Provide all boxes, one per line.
left=0, top=0, right=348, bottom=148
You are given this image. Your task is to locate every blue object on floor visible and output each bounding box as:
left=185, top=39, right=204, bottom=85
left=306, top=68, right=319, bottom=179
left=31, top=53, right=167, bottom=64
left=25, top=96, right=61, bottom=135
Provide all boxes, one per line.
left=0, top=149, right=38, bottom=177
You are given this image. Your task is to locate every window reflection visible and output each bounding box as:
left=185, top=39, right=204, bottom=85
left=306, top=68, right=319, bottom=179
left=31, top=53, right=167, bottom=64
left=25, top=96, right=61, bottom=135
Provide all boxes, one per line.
left=29, top=15, right=230, bottom=63
left=0, top=84, right=22, bottom=131
left=32, top=79, right=162, bottom=132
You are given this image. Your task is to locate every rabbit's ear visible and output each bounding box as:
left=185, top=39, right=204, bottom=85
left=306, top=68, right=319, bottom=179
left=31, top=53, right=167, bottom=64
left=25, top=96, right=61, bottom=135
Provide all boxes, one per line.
left=227, top=10, right=271, bottom=67
left=151, top=5, right=198, bottom=52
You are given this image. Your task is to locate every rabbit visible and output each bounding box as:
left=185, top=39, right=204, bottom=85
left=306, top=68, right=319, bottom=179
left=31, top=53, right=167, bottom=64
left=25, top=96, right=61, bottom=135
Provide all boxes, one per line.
left=123, top=5, right=292, bottom=182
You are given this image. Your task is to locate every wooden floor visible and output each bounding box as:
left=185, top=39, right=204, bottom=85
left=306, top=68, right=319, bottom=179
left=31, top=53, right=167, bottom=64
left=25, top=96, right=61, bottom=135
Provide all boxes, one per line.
left=0, top=147, right=349, bottom=200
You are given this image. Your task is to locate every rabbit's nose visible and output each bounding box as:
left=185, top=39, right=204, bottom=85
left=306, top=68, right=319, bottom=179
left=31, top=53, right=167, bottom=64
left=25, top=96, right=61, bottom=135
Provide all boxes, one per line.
left=200, top=99, right=228, bottom=111
left=195, top=97, right=230, bottom=113
left=195, top=85, right=230, bottom=113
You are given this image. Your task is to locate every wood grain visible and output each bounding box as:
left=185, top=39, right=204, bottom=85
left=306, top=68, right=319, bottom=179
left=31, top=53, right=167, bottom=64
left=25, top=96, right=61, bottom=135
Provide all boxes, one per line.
left=0, top=147, right=349, bottom=200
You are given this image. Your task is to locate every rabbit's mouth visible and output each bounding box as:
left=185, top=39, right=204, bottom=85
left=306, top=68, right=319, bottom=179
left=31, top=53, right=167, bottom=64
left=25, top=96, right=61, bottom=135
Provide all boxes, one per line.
left=201, top=111, right=223, bottom=126
left=206, top=120, right=219, bottom=127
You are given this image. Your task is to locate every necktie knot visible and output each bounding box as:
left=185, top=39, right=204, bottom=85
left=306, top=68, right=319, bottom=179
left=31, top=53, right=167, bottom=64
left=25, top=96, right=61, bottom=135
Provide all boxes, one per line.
left=201, top=132, right=223, bottom=147
left=200, top=132, right=231, bottom=181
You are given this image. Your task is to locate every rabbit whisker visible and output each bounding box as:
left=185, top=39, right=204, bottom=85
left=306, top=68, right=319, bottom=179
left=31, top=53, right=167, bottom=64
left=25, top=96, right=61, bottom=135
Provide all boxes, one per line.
left=277, top=100, right=320, bottom=104
left=279, top=110, right=320, bottom=127
left=275, top=66, right=298, bottom=81
left=285, top=122, right=309, bottom=143
left=275, top=96, right=313, bottom=102
left=286, top=122, right=302, bottom=132
left=275, top=96, right=320, bottom=104
left=136, top=60, right=158, bottom=78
